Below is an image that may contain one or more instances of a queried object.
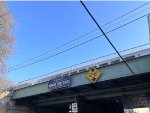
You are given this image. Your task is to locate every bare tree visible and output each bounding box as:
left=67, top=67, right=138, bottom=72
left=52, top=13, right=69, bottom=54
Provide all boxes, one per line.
left=0, top=1, right=15, bottom=91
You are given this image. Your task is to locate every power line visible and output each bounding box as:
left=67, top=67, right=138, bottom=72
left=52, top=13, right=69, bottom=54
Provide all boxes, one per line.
left=8, top=2, right=150, bottom=70
left=18, top=42, right=150, bottom=84
left=102, top=1, right=150, bottom=27
left=106, top=13, right=149, bottom=35
left=3, top=13, right=149, bottom=74
left=105, top=5, right=150, bottom=30
left=8, top=28, right=98, bottom=70
left=80, top=0, right=134, bottom=75
left=6, top=13, right=149, bottom=73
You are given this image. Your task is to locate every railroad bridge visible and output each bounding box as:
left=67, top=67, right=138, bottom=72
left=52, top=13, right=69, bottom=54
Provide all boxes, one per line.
left=3, top=46, right=150, bottom=113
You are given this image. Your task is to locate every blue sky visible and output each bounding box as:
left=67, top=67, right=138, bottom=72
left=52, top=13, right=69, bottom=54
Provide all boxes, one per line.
left=7, top=1, right=150, bottom=83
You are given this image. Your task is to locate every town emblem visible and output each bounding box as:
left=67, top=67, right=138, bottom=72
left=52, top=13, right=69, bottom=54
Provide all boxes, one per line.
left=86, top=67, right=101, bottom=83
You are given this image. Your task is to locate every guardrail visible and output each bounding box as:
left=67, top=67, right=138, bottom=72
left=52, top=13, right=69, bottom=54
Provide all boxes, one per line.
left=12, top=43, right=150, bottom=90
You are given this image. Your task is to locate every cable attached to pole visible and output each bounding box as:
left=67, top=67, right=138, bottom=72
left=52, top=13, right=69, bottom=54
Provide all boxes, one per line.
left=80, top=0, right=135, bottom=75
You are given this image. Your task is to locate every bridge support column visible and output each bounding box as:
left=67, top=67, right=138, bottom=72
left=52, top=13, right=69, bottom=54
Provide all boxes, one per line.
left=75, top=97, right=123, bottom=113
left=121, top=96, right=150, bottom=109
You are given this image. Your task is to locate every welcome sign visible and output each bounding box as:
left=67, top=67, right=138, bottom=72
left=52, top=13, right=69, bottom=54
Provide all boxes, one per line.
left=48, top=75, right=70, bottom=91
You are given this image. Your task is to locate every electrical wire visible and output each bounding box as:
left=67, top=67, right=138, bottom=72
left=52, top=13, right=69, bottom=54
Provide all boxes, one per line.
left=8, top=28, right=98, bottom=70
left=8, top=1, right=150, bottom=70
left=102, top=1, right=150, bottom=27
left=80, top=0, right=134, bottom=74
left=105, top=5, right=150, bottom=30
left=2, top=13, right=149, bottom=74
left=18, top=42, right=150, bottom=84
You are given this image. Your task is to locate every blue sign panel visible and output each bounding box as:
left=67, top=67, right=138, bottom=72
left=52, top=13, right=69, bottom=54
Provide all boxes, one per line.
left=48, top=75, right=70, bottom=91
